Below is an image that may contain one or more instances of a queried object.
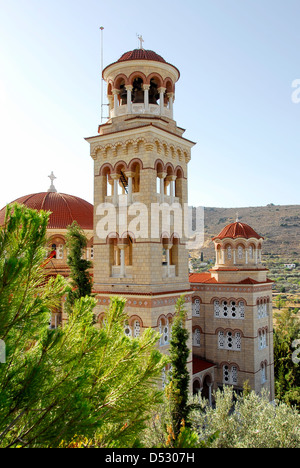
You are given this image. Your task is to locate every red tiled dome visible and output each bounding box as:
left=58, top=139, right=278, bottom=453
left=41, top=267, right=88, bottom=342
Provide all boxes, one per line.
left=0, top=192, right=93, bottom=230
left=213, top=221, right=263, bottom=241
left=117, top=49, right=166, bottom=63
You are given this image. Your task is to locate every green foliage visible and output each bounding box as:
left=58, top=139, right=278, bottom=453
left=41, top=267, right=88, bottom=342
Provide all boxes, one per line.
left=165, top=296, right=191, bottom=443
left=191, top=386, right=300, bottom=448
left=0, top=204, right=167, bottom=448
left=65, top=221, right=93, bottom=310
left=274, top=308, right=300, bottom=408
left=275, top=295, right=286, bottom=310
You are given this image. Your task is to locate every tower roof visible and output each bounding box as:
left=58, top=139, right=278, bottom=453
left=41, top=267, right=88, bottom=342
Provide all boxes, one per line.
left=0, top=192, right=93, bottom=230
left=117, top=49, right=167, bottom=64
left=213, top=221, right=263, bottom=241
left=102, top=48, right=180, bottom=81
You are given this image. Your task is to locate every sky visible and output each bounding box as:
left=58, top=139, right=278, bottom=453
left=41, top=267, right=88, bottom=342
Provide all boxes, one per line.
left=0, top=0, right=299, bottom=209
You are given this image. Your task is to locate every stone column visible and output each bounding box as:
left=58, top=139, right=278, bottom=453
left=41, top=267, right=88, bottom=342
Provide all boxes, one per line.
left=107, top=95, right=114, bottom=114
left=125, top=85, right=133, bottom=114
left=221, top=248, right=225, bottom=264
left=165, top=244, right=172, bottom=277
left=112, top=89, right=120, bottom=116
left=143, top=84, right=150, bottom=112
left=168, top=175, right=176, bottom=204
left=124, top=171, right=135, bottom=205
left=111, top=173, right=120, bottom=206
left=158, top=87, right=166, bottom=115
left=216, top=247, right=219, bottom=265
left=208, top=383, right=213, bottom=407
left=119, top=244, right=126, bottom=278
left=157, top=172, right=167, bottom=203
left=167, top=92, right=174, bottom=118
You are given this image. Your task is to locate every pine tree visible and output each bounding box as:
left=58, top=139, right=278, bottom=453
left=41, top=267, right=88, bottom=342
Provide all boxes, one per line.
left=0, top=204, right=167, bottom=448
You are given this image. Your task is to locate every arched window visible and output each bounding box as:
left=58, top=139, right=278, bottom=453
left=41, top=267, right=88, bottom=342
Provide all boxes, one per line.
left=237, top=245, right=244, bottom=260
left=261, top=362, right=267, bottom=384
left=123, top=319, right=141, bottom=338
left=51, top=244, right=57, bottom=259
left=238, top=301, right=245, bottom=319
left=214, top=300, right=220, bottom=317
left=257, top=299, right=268, bottom=319
left=133, top=320, right=141, bottom=338
left=174, top=166, right=184, bottom=201
left=159, top=318, right=169, bottom=346
left=124, top=321, right=132, bottom=337
left=223, top=365, right=238, bottom=385
left=193, top=328, right=201, bottom=347
left=215, top=299, right=245, bottom=319
left=192, top=298, right=201, bottom=317
left=57, top=244, right=64, bottom=260
left=227, top=246, right=232, bottom=260
left=218, top=331, right=241, bottom=351
left=101, top=165, right=114, bottom=198
left=258, top=329, right=268, bottom=349
left=249, top=245, right=254, bottom=260
left=130, top=161, right=141, bottom=194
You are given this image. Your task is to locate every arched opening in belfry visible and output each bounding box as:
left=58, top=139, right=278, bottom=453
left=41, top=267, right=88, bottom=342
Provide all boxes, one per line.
left=165, top=165, right=174, bottom=197
left=175, top=166, right=184, bottom=202
left=102, top=166, right=113, bottom=197
left=119, top=81, right=127, bottom=105
left=149, top=78, right=159, bottom=104
left=132, top=77, right=144, bottom=103
left=108, top=236, right=119, bottom=267
left=130, top=161, right=141, bottom=193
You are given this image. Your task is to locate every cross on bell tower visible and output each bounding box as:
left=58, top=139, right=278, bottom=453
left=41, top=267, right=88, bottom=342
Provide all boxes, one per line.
left=137, top=34, right=144, bottom=50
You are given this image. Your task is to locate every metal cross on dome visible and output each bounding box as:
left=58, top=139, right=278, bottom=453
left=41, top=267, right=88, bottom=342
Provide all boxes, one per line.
left=48, top=171, right=57, bottom=193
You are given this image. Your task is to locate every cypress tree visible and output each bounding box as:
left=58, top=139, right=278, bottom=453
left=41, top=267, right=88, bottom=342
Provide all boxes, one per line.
left=167, top=295, right=190, bottom=439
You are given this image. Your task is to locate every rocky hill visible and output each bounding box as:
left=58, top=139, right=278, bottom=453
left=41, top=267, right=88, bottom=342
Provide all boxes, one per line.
left=191, top=204, right=300, bottom=262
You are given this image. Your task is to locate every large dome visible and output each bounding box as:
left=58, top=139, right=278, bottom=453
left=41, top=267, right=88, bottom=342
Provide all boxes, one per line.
left=213, top=221, right=263, bottom=241
left=0, top=192, right=93, bottom=230
left=117, top=49, right=166, bottom=63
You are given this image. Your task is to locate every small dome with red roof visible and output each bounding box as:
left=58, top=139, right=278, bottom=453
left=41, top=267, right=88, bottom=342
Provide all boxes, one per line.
left=117, top=49, right=166, bottom=64
left=0, top=192, right=93, bottom=230
left=213, top=221, right=263, bottom=241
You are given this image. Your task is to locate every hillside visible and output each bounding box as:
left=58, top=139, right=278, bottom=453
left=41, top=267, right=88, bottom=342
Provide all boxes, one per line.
left=191, top=204, right=300, bottom=262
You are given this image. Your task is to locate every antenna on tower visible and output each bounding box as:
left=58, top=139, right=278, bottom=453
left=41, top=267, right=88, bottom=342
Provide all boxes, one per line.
left=100, top=26, right=109, bottom=123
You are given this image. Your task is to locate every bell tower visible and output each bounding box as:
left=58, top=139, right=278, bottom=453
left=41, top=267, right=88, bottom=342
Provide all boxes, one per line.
left=86, top=45, right=195, bottom=376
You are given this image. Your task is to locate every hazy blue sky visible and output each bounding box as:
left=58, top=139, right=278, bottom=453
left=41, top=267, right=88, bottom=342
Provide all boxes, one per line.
left=0, top=0, right=299, bottom=208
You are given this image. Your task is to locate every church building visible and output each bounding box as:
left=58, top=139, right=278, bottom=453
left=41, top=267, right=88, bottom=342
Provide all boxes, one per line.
left=0, top=42, right=275, bottom=401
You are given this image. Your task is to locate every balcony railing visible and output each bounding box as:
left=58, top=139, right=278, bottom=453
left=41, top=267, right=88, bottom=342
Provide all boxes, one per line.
left=110, top=103, right=173, bottom=119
